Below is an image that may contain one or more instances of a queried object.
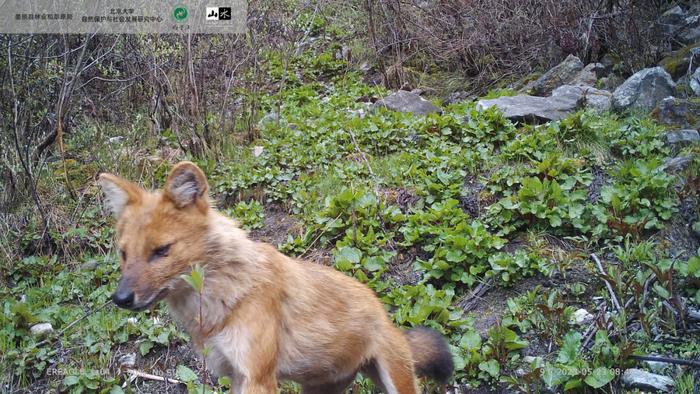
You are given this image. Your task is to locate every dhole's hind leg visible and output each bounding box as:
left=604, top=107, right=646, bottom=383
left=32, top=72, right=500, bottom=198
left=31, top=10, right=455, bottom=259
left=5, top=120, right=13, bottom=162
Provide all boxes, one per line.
left=363, top=328, right=418, bottom=394
left=301, top=375, right=355, bottom=394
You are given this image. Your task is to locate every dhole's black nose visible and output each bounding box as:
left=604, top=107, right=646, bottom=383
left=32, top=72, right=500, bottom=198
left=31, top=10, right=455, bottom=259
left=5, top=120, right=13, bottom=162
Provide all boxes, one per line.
left=112, top=288, right=135, bottom=308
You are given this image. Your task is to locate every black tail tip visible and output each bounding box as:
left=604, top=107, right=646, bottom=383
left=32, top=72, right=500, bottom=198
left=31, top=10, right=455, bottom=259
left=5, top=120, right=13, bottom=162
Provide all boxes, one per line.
left=406, top=327, right=454, bottom=384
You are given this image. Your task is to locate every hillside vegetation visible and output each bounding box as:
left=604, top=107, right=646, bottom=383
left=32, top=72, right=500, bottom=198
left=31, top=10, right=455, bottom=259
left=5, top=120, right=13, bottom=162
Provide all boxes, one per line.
left=1, top=1, right=700, bottom=393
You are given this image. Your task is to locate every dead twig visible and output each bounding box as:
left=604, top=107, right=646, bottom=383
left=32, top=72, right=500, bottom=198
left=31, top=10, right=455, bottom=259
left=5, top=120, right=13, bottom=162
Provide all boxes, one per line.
left=591, top=253, right=622, bottom=313
left=123, top=368, right=183, bottom=385
left=36, top=301, right=111, bottom=348
left=630, top=355, right=700, bottom=368
left=457, top=278, right=494, bottom=311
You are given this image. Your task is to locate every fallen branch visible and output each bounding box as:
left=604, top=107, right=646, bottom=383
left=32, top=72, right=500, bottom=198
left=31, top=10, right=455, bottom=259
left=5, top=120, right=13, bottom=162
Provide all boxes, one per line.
left=591, top=253, right=622, bottom=313
left=630, top=355, right=700, bottom=368
left=124, top=368, right=183, bottom=385
left=582, top=302, right=606, bottom=349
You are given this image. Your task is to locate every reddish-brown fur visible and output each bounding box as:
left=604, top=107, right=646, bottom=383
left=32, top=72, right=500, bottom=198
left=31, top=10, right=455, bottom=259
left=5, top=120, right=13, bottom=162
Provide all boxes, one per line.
left=99, top=162, right=452, bottom=393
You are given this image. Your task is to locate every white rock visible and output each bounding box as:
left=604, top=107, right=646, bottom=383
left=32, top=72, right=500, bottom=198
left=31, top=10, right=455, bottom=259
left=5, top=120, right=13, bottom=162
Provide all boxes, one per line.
left=252, top=146, right=264, bottom=157
left=127, top=317, right=138, bottom=325
left=108, top=136, right=124, bottom=144
left=622, top=368, right=674, bottom=392
left=571, top=308, right=595, bottom=325
left=30, top=323, right=53, bottom=336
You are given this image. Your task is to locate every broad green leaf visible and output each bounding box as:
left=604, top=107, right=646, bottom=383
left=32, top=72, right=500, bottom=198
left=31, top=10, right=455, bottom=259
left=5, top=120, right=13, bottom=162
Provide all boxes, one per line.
left=460, top=330, right=482, bottom=350
left=478, top=359, right=500, bottom=378
left=542, top=364, right=567, bottom=388
left=139, top=340, right=154, bottom=356
left=584, top=367, right=615, bottom=388
left=557, top=331, right=582, bottom=364
left=63, top=376, right=80, bottom=386
left=176, top=365, right=198, bottom=383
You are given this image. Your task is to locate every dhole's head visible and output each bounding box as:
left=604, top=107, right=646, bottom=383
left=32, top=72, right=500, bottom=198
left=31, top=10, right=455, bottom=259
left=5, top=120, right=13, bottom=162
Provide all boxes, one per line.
left=98, top=161, right=211, bottom=311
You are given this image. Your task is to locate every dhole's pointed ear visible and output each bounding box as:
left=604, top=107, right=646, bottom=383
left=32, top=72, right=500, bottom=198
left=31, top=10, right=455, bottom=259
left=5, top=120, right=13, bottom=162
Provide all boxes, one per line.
left=98, top=173, right=143, bottom=217
left=164, top=161, right=209, bottom=209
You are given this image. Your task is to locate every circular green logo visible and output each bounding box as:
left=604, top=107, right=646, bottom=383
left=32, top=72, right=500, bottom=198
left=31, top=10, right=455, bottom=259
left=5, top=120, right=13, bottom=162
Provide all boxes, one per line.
left=173, top=6, right=188, bottom=21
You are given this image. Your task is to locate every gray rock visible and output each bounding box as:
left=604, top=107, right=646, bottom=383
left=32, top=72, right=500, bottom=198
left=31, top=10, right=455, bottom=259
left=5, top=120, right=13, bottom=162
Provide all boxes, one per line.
left=522, top=54, right=584, bottom=96
left=678, top=16, right=700, bottom=44
left=582, top=87, right=612, bottom=113
left=665, top=129, right=700, bottom=145
left=621, top=369, right=674, bottom=392
left=477, top=85, right=583, bottom=123
left=659, top=6, right=687, bottom=30
left=252, top=146, right=264, bottom=157
left=598, top=75, right=624, bottom=91
left=477, top=85, right=613, bottom=122
left=571, top=63, right=606, bottom=86
left=258, top=112, right=279, bottom=127
left=118, top=353, right=136, bottom=369
left=652, top=97, right=700, bottom=128
left=663, top=155, right=694, bottom=172
left=335, top=45, right=351, bottom=61
left=371, top=90, right=441, bottom=115
left=612, top=67, right=676, bottom=111
left=30, top=323, right=53, bottom=336
left=80, top=260, right=98, bottom=270
left=690, top=67, right=700, bottom=96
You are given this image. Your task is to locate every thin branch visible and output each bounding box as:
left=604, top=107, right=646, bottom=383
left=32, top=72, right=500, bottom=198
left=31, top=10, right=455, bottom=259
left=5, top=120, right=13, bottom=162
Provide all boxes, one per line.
left=123, top=368, right=183, bottom=385
left=591, top=253, right=622, bottom=313
left=630, top=355, right=700, bottom=368
left=36, top=301, right=111, bottom=348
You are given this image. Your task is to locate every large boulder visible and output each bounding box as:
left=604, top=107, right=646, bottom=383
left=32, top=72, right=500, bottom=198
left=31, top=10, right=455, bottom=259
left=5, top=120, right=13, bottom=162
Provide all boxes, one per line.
left=678, top=15, right=700, bottom=44
left=665, top=129, right=700, bottom=146
left=477, top=85, right=583, bottom=123
left=690, top=67, right=700, bottom=96
left=658, top=6, right=700, bottom=45
left=477, top=85, right=613, bottom=123
left=521, top=54, right=584, bottom=96
left=371, top=90, right=441, bottom=115
left=659, top=6, right=688, bottom=33
left=612, top=67, right=676, bottom=111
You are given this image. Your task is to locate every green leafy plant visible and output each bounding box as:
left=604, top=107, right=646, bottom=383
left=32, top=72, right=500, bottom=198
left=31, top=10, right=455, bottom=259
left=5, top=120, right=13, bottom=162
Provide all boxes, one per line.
left=601, top=158, right=677, bottom=235
left=226, top=200, right=265, bottom=230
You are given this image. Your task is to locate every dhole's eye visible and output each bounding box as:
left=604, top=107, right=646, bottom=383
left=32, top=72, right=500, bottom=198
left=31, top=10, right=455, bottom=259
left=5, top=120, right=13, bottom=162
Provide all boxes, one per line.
left=151, top=244, right=171, bottom=260
left=120, top=249, right=127, bottom=261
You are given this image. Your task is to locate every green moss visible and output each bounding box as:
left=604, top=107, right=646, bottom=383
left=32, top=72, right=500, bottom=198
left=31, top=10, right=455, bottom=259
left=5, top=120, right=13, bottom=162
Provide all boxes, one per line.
left=659, top=43, right=700, bottom=79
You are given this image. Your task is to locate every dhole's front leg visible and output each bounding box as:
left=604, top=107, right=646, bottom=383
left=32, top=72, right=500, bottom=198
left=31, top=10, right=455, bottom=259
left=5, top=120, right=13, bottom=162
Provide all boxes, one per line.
left=217, top=298, right=280, bottom=394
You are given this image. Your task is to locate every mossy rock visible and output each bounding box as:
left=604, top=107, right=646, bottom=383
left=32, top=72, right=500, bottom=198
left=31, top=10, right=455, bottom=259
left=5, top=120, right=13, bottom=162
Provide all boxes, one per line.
left=651, top=96, right=700, bottom=128
left=659, top=42, right=700, bottom=80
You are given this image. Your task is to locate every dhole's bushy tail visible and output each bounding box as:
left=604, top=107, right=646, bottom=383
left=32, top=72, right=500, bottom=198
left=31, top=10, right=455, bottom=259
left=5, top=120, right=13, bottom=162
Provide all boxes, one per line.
left=405, top=327, right=454, bottom=383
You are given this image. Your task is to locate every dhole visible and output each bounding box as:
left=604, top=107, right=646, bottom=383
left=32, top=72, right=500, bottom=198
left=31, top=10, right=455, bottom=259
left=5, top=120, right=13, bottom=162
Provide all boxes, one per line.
left=99, top=161, right=453, bottom=393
